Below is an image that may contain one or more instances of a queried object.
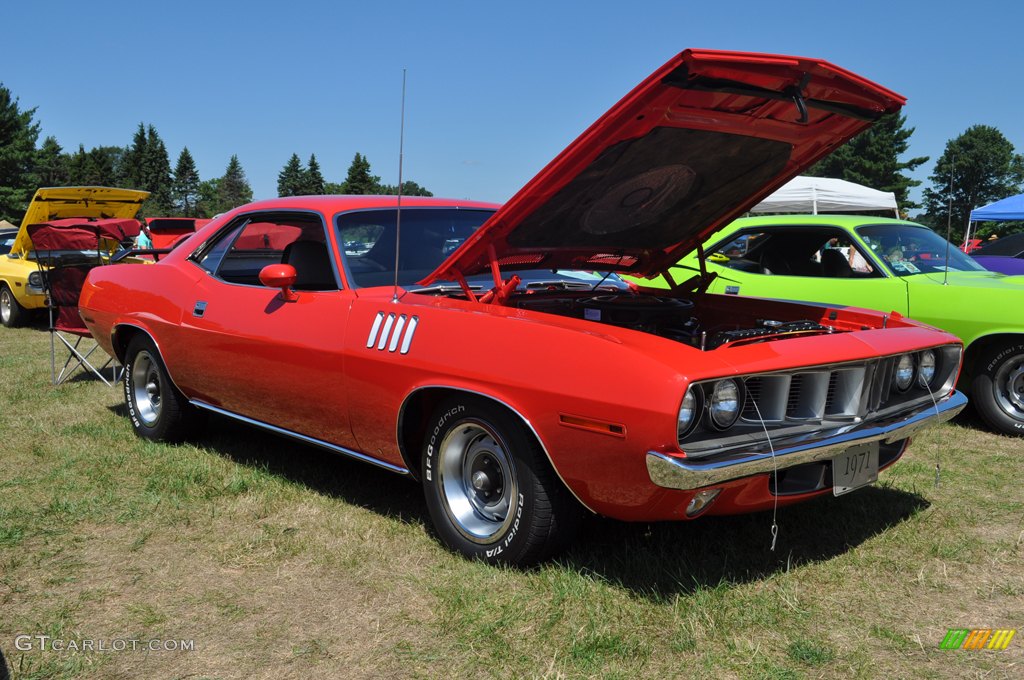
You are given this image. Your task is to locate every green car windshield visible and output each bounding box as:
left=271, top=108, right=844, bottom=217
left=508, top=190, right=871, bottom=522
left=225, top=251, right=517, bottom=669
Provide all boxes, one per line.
left=856, top=223, right=986, bottom=277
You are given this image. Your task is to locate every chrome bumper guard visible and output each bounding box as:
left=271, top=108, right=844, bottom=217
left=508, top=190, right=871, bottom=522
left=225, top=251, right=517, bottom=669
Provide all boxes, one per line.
left=647, top=390, right=968, bottom=490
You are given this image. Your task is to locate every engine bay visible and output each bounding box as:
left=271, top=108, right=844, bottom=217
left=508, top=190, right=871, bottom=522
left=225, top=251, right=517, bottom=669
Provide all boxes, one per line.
left=511, top=291, right=840, bottom=350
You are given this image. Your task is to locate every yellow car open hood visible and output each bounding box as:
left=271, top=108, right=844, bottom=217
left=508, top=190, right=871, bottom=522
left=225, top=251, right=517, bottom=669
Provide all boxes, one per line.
left=11, top=186, right=150, bottom=256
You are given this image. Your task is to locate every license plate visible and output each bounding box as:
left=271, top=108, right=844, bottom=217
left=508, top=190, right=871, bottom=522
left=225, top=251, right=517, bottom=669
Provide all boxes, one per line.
left=833, top=442, right=879, bottom=496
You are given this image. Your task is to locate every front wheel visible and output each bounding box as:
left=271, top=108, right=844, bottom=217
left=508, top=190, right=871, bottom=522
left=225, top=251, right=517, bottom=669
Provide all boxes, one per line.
left=0, top=285, right=27, bottom=328
left=124, top=335, right=202, bottom=441
left=972, top=340, right=1024, bottom=436
left=421, top=396, right=583, bottom=566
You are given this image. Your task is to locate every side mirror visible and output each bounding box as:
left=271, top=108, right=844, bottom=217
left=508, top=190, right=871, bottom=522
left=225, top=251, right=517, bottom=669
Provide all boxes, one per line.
left=259, top=264, right=299, bottom=302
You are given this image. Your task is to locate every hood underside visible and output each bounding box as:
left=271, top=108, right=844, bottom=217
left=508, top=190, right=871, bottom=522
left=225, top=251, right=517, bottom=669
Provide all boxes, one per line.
left=11, top=186, right=150, bottom=256
left=423, top=49, right=904, bottom=285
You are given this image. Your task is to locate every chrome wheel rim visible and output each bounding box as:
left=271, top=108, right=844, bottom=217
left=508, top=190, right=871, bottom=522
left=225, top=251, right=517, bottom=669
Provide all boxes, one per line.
left=994, top=354, right=1024, bottom=421
left=437, top=420, right=518, bottom=544
left=131, top=351, right=163, bottom=426
left=0, top=290, right=11, bottom=324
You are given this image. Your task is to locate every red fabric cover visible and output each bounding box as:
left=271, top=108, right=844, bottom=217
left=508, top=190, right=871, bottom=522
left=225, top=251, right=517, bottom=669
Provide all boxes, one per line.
left=45, top=266, right=91, bottom=334
left=27, top=218, right=141, bottom=248
left=27, top=225, right=100, bottom=251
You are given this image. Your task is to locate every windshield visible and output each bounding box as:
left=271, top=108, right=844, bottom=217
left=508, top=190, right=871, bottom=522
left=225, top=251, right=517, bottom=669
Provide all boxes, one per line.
left=336, top=208, right=628, bottom=291
left=856, top=223, right=987, bottom=276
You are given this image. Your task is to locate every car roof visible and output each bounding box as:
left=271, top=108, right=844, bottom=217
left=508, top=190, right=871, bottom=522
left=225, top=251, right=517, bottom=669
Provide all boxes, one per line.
left=229, top=195, right=501, bottom=214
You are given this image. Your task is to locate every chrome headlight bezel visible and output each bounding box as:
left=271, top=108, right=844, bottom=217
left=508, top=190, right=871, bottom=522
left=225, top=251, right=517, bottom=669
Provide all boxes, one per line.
left=918, top=349, right=937, bottom=387
left=707, top=379, right=744, bottom=430
left=677, top=385, right=703, bottom=441
left=894, top=353, right=915, bottom=392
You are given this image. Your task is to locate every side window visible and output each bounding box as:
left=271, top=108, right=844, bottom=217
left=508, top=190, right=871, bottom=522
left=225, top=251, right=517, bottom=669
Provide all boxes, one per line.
left=193, top=213, right=338, bottom=290
left=708, top=232, right=767, bottom=273
left=710, top=229, right=879, bottom=278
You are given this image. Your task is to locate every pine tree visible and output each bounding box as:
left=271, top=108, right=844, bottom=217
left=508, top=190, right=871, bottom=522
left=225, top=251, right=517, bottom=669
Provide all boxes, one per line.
left=0, top=83, right=41, bottom=223
left=34, top=136, right=67, bottom=187
left=172, top=147, right=201, bottom=216
left=305, top=153, right=325, bottom=195
left=217, top=155, right=253, bottom=212
left=807, top=112, right=928, bottom=210
left=121, top=122, right=148, bottom=190
left=922, top=125, right=1024, bottom=240
left=340, top=152, right=381, bottom=195
left=277, top=153, right=306, bottom=197
left=142, top=125, right=173, bottom=214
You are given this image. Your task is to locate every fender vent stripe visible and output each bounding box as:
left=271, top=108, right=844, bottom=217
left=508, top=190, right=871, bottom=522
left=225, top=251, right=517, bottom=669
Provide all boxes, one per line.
left=377, top=313, right=396, bottom=350
left=366, top=312, right=385, bottom=347
left=367, top=311, right=419, bottom=354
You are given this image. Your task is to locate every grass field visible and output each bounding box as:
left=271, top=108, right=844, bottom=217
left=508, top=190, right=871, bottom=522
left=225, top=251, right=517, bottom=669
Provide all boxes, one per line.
left=0, top=323, right=1021, bottom=679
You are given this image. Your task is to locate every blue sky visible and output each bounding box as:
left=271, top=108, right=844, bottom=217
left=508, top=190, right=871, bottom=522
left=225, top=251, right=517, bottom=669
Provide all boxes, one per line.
left=4, top=1, right=1022, bottom=213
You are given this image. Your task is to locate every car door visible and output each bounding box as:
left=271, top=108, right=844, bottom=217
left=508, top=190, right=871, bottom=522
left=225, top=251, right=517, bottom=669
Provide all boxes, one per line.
left=699, top=227, right=910, bottom=316
left=172, top=210, right=358, bottom=450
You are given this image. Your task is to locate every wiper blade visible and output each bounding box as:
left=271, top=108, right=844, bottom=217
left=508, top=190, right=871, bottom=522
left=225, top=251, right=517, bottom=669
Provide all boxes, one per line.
left=409, top=284, right=483, bottom=294
left=523, top=280, right=595, bottom=290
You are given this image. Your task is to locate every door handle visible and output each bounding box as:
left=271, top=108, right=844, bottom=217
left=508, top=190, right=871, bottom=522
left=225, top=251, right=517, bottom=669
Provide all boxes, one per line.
left=193, top=301, right=207, bottom=317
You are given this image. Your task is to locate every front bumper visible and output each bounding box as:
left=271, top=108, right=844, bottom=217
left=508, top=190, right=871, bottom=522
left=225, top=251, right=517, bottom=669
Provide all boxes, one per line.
left=647, top=390, right=967, bottom=490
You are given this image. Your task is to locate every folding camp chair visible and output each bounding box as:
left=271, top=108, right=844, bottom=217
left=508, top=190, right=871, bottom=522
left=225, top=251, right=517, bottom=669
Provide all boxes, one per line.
left=28, top=219, right=141, bottom=386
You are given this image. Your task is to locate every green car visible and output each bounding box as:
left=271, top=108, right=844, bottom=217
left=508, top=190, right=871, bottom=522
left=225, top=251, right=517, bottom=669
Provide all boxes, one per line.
left=633, top=215, right=1024, bottom=436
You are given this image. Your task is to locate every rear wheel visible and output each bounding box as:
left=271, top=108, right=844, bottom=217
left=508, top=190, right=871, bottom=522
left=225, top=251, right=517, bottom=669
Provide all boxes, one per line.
left=0, top=285, right=26, bottom=328
left=972, top=340, right=1024, bottom=436
left=421, top=396, right=583, bottom=566
left=123, top=335, right=202, bottom=441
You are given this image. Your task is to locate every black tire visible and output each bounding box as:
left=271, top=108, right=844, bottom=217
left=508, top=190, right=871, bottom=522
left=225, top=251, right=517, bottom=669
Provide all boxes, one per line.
left=0, top=284, right=26, bottom=328
left=421, top=396, right=583, bottom=566
left=971, top=340, right=1024, bottom=436
left=123, top=335, right=203, bottom=442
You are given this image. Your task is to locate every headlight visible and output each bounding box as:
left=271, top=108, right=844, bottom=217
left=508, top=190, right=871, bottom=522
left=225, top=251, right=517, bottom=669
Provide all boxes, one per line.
left=677, top=385, right=702, bottom=440
left=708, top=379, right=743, bottom=430
left=894, top=354, right=915, bottom=391
left=28, top=271, right=43, bottom=288
left=918, top=350, right=936, bottom=387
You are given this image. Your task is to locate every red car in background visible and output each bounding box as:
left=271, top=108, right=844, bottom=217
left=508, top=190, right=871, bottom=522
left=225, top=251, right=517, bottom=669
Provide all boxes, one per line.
left=80, top=50, right=966, bottom=565
left=145, top=217, right=212, bottom=250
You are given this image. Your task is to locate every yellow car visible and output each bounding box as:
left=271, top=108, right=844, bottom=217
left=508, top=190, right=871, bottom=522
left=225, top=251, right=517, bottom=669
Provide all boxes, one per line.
left=0, top=186, right=149, bottom=327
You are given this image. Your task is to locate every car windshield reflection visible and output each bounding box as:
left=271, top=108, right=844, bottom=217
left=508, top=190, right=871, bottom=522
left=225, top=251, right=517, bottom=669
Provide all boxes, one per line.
left=856, top=223, right=987, bottom=276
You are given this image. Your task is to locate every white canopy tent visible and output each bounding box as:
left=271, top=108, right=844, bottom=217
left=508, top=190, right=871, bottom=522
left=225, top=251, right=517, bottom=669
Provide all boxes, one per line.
left=750, top=176, right=899, bottom=216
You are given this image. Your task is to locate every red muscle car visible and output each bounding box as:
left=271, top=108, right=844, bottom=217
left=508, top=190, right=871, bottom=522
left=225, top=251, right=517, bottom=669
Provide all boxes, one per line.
left=80, top=50, right=967, bottom=565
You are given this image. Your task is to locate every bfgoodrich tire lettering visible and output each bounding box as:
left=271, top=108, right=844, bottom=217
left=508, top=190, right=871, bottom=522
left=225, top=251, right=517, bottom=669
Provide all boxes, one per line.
left=972, top=340, right=1024, bottom=436
left=123, top=335, right=202, bottom=442
left=421, top=396, right=582, bottom=566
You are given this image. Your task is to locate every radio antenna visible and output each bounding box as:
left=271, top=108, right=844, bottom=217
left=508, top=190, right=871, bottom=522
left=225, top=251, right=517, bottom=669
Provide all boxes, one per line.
left=943, top=156, right=955, bottom=286
left=392, top=68, right=407, bottom=303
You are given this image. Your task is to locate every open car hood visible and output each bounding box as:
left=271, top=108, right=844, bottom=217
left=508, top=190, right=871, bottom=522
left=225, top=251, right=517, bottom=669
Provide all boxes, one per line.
left=11, top=186, right=149, bottom=256
left=422, top=49, right=904, bottom=285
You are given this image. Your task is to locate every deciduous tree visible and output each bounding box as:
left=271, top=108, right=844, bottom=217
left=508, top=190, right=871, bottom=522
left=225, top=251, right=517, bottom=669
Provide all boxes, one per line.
left=922, top=125, right=1024, bottom=240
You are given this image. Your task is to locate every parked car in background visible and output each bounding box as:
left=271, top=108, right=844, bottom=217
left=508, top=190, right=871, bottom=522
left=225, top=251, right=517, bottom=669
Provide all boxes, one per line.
left=81, top=50, right=966, bottom=565
left=971, top=232, right=1024, bottom=275
left=644, top=215, right=1024, bottom=436
left=0, top=186, right=148, bottom=327
left=145, top=217, right=212, bottom=250
left=0, top=226, right=17, bottom=256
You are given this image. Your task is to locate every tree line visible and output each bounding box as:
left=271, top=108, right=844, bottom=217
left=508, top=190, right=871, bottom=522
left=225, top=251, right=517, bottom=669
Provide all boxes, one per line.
left=0, top=83, right=433, bottom=225
left=2, top=81, right=1022, bottom=241
left=804, top=113, right=1022, bottom=241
